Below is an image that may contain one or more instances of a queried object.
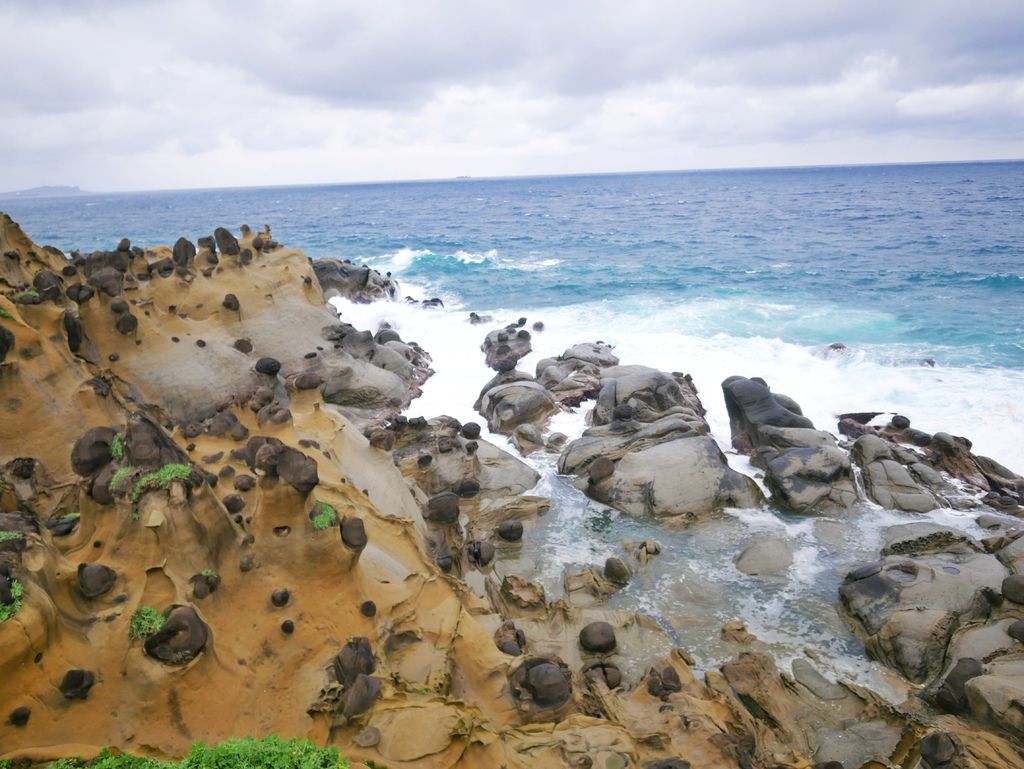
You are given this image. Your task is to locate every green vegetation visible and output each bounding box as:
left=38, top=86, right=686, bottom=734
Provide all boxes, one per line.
left=0, top=530, right=24, bottom=542
left=201, top=569, right=218, bottom=578
left=311, top=501, right=337, bottom=530
left=111, top=465, right=134, bottom=492
left=61, top=512, right=81, bottom=520
left=33, top=736, right=345, bottom=769
left=0, top=579, right=25, bottom=623
left=131, top=463, right=193, bottom=518
left=16, top=289, right=39, bottom=302
left=111, top=433, right=125, bottom=461
left=0, top=306, right=12, bottom=319
left=128, top=605, right=165, bottom=641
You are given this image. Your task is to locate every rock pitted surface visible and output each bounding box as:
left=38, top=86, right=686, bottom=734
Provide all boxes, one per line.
left=1, top=214, right=1023, bottom=769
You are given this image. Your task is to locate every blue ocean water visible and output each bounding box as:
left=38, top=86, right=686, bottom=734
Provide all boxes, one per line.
left=4, top=161, right=1022, bottom=368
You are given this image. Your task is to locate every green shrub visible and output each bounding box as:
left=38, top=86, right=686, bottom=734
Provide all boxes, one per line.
left=0, top=307, right=12, bottom=319
left=0, top=530, right=24, bottom=542
left=128, top=605, right=165, bottom=640
left=0, top=579, right=25, bottom=623
left=132, top=463, right=193, bottom=518
left=111, top=433, right=125, bottom=461
left=311, top=501, right=336, bottom=530
left=43, top=735, right=345, bottom=769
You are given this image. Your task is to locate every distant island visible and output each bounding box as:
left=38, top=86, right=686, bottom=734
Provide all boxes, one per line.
left=0, top=185, right=88, bottom=199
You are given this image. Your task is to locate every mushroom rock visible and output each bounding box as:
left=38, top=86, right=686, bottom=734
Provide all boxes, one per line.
left=340, top=517, right=367, bottom=550
left=497, top=520, right=524, bottom=541
left=59, top=669, right=95, bottom=699
left=276, top=447, right=319, bottom=493
left=8, top=706, right=31, bottom=727
left=115, top=312, right=138, bottom=335
left=71, top=427, right=117, bottom=476
left=604, top=557, right=631, bottom=583
left=581, top=659, right=622, bottom=689
left=172, top=237, right=196, bottom=269
left=143, top=606, right=210, bottom=665
left=333, top=637, right=376, bottom=688
left=579, top=621, right=617, bottom=654
left=0, top=326, right=13, bottom=364
left=425, top=491, right=460, bottom=524
left=77, top=563, right=117, bottom=598
left=214, top=227, right=240, bottom=256
left=255, top=357, right=282, bottom=376
left=510, top=657, right=572, bottom=710
left=342, top=674, right=381, bottom=719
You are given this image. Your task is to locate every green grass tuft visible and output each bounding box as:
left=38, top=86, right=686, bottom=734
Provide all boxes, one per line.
left=111, top=433, right=125, bottom=461
left=0, top=530, right=24, bottom=542
left=0, top=307, right=12, bottom=319
left=311, top=501, right=336, bottom=530
left=131, top=463, right=193, bottom=519
left=111, top=465, right=134, bottom=492
left=128, top=605, right=164, bottom=641
left=0, top=579, right=25, bottom=623
left=42, top=735, right=345, bottom=769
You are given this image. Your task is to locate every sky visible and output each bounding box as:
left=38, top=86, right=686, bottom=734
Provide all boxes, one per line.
left=1, top=0, right=1023, bottom=192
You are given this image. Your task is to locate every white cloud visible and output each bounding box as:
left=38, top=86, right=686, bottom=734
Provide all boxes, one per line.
left=0, top=0, right=1022, bottom=191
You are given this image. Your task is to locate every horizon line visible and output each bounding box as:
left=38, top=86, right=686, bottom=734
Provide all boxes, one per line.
left=3, top=156, right=1023, bottom=198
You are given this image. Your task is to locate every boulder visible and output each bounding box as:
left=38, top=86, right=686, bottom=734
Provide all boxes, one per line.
left=722, top=375, right=812, bottom=457
left=593, top=365, right=704, bottom=426
left=765, top=445, right=857, bottom=513
left=478, top=378, right=558, bottom=434
left=313, top=259, right=398, bottom=303
left=482, top=325, right=532, bottom=372
left=333, top=637, right=375, bottom=688
left=578, top=436, right=764, bottom=521
left=143, top=606, right=210, bottom=664
left=734, top=535, right=794, bottom=575
left=852, top=434, right=942, bottom=513
left=840, top=553, right=1007, bottom=682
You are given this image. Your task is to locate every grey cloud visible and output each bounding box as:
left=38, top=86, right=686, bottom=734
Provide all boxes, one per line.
left=0, top=0, right=1022, bottom=192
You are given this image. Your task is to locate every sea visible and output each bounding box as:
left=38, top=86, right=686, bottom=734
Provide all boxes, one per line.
left=4, top=161, right=1023, bottom=697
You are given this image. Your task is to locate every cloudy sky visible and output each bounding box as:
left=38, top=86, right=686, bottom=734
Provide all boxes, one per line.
left=2, top=0, right=1023, bottom=192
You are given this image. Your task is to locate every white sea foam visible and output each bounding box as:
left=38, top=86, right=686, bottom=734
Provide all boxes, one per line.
left=329, top=282, right=1024, bottom=695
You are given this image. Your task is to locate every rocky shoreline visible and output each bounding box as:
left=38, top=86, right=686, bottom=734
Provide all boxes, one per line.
left=1, top=215, right=1022, bottom=769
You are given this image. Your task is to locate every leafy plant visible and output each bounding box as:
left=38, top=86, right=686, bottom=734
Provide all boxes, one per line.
left=311, top=501, right=337, bottom=530
left=0, top=307, right=12, bottom=319
left=110, top=433, right=125, bottom=461
left=45, top=736, right=345, bottom=769
left=128, top=605, right=164, bottom=640
left=131, top=463, right=193, bottom=518
left=200, top=569, right=217, bottom=578
left=62, top=512, right=81, bottom=520
left=110, top=465, right=134, bottom=492
left=0, top=579, right=25, bottom=623
left=15, top=289, right=38, bottom=302
left=0, top=531, right=24, bottom=542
